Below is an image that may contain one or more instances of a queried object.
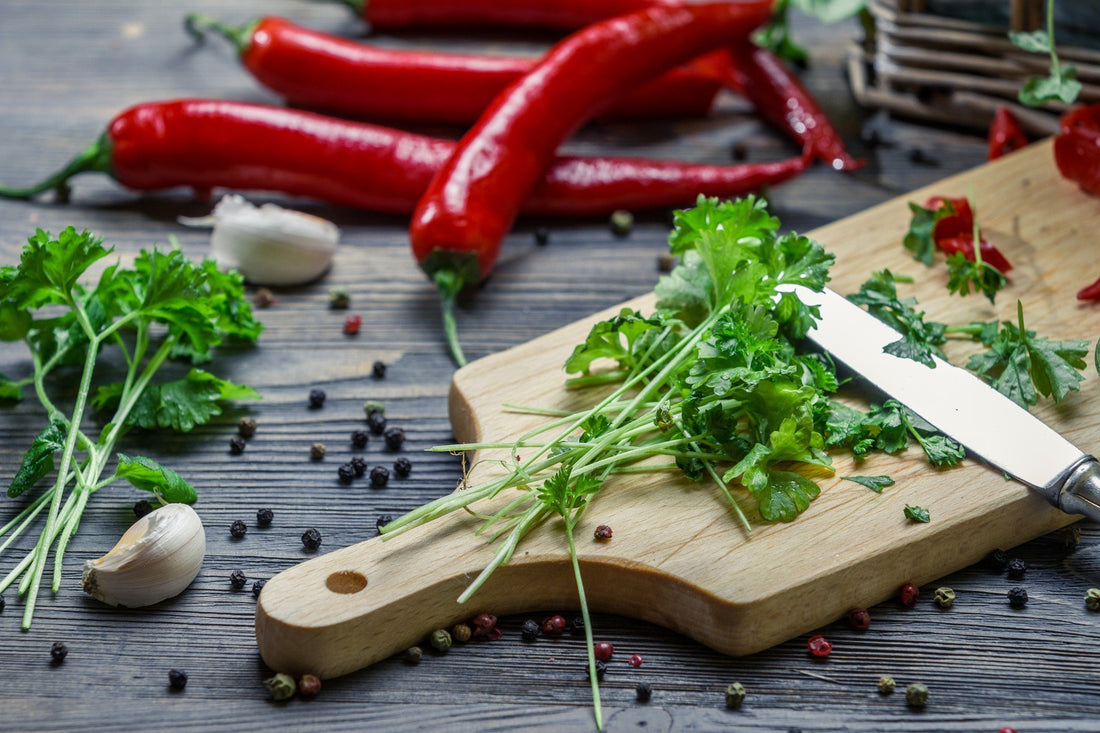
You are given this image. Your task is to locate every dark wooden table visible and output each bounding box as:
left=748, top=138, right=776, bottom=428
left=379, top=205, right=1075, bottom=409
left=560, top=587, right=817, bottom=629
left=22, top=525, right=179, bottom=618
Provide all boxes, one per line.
left=1, top=1, right=1097, bottom=731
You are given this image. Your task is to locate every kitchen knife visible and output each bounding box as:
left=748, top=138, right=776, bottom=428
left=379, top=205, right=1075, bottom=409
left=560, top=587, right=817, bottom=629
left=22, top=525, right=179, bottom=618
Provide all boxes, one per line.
left=783, top=283, right=1100, bottom=522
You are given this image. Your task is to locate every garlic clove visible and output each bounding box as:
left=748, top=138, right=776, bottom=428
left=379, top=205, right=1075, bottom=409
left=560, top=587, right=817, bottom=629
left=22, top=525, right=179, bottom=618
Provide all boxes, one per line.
left=82, top=503, right=206, bottom=608
left=180, top=194, right=339, bottom=286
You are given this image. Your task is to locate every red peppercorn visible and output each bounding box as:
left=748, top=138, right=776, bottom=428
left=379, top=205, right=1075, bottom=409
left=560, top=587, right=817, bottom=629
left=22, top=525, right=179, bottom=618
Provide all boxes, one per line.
left=594, top=641, right=614, bottom=661
left=343, top=314, right=362, bottom=335
left=997, top=728, right=1018, bottom=733
left=472, top=613, right=499, bottom=638
left=846, top=607, right=871, bottom=630
left=900, top=582, right=920, bottom=608
left=593, top=524, right=613, bottom=541
left=298, top=673, right=322, bottom=698
left=541, top=615, right=567, bottom=636
left=807, top=634, right=832, bottom=658
left=628, top=653, right=643, bottom=667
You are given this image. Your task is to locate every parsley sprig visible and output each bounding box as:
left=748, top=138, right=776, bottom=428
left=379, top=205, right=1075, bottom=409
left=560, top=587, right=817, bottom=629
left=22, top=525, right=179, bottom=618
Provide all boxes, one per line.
left=0, top=227, right=260, bottom=628
left=1010, top=0, right=1081, bottom=106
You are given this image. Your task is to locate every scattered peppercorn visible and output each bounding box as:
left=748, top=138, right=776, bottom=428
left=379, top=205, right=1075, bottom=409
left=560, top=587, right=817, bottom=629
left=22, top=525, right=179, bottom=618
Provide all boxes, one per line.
left=393, top=456, right=412, bottom=478
left=229, top=436, right=246, bottom=455
left=997, top=728, right=1019, bottom=733
left=298, top=674, right=322, bottom=698
left=308, top=388, right=326, bottom=409
left=375, top=514, right=393, bottom=535
left=310, top=442, right=326, bottom=460
left=238, top=416, right=258, bottom=438
left=908, top=148, right=939, bottom=166
left=0, top=594, right=5, bottom=612
left=542, top=615, right=567, bottom=636
left=534, top=228, right=550, bottom=246
left=252, top=579, right=266, bottom=598
left=350, top=429, right=369, bottom=450
left=724, top=682, right=746, bottom=710
left=343, top=314, right=362, bottom=335
left=521, top=619, right=540, bottom=642
left=254, top=509, right=274, bottom=529
left=383, top=426, right=405, bottom=451
left=569, top=615, right=585, bottom=636
left=133, top=499, right=154, bottom=519
left=168, top=669, right=188, bottom=691
left=1086, top=588, right=1100, bottom=612
left=372, top=361, right=387, bottom=379
left=451, top=623, right=473, bottom=643
left=363, top=401, right=385, bottom=417
left=610, top=209, right=634, bottom=237
left=230, top=569, right=247, bottom=590
left=593, top=525, right=613, bottom=541
left=472, top=613, right=499, bottom=638
left=1007, top=558, right=1028, bottom=580
left=1060, top=525, right=1081, bottom=552
left=594, top=641, right=614, bottom=661
left=370, top=465, right=390, bottom=488
left=264, top=673, right=296, bottom=702
left=302, top=528, right=322, bottom=551
left=636, top=681, right=652, bottom=703
left=846, top=607, right=871, bottom=630
left=429, top=628, right=452, bottom=652
left=329, top=287, right=351, bottom=309
left=730, top=141, right=748, bottom=161
left=806, top=634, right=832, bottom=658
left=985, top=548, right=1010, bottom=573
left=349, top=456, right=368, bottom=478
left=366, top=411, right=387, bottom=435
left=585, top=660, right=608, bottom=680
left=404, top=646, right=423, bottom=664
left=628, top=654, right=643, bottom=667
left=905, top=682, right=929, bottom=707
left=1007, top=587, right=1029, bottom=609
left=878, top=675, right=895, bottom=694
left=933, top=587, right=956, bottom=609
left=230, top=520, right=248, bottom=539
left=253, top=288, right=277, bottom=308
left=50, top=642, right=68, bottom=663
left=337, top=463, right=356, bottom=485
left=656, top=252, right=675, bottom=272
left=899, top=582, right=920, bottom=608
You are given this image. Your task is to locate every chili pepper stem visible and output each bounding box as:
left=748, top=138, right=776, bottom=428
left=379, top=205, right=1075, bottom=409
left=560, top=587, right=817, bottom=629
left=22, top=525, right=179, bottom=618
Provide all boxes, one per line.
left=0, top=135, right=112, bottom=200
left=433, top=269, right=469, bottom=367
left=183, top=12, right=256, bottom=53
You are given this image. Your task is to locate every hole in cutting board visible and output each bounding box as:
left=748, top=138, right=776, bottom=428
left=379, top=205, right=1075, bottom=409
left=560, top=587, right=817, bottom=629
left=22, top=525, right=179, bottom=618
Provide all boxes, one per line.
left=326, top=570, right=368, bottom=594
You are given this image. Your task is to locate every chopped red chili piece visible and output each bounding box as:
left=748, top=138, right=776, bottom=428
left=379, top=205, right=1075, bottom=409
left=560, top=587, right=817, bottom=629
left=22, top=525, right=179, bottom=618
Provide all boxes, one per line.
left=1077, top=275, right=1100, bottom=301
left=1054, top=103, right=1100, bottom=198
left=987, top=106, right=1028, bottom=161
left=924, top=196, right=1012, bottom=274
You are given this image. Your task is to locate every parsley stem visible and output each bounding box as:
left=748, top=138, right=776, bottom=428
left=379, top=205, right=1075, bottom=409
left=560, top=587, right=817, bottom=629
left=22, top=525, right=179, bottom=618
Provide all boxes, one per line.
left=457, top=504, right=549, bottom=603
left=566, top=521, right=603, bottom=732
left=0, top=488, right=53, bottom=554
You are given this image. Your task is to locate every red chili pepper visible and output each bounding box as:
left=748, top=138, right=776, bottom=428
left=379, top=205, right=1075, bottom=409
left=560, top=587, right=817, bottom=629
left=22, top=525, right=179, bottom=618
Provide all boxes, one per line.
left=923, top=196, right=1012, bottom=274
left=331, top=0, right=862, bottom=171
left=1054, top=103, right=1100, bottom=198
left=0, top=99, right=808, bottom=215
left=1077, top=275, right=1100, bottom=301
left=410, top=1, right=773, bottom=363
left=184, top=14, right=721, bottom=125
left=987, top=106, right=1028, bottom=161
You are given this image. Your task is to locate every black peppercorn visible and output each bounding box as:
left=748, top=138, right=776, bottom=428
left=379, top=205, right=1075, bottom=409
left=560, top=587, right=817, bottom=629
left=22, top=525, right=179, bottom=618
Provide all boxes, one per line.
left=302, top=528, right=323, bottom=551
left=366, top=410, right=387, bottom=435
left=636, top=681, right=652, bottom=703
left=730, top=141, right=748, bottom=161
left=521, top=619, right=540, bottom=642
left=168, top=669, right=188, bottom=691
left=370, top=465, right=390, bottom=488
left=372, top=361, right=387, bottom=379
left=393, top=457, right=412, bottom=478
left=350, top=456, right=367, bottom=478
left=337, top=463, right=356, bottom=485
left=310, top=442, right=326, bottom=460
left=256, top=508, right=274, bottom=528
left=375, top=514, right=393, bottom=535
left=230, top=520, right=248, bottom=539
left=569, top=615, right=585, bottom=636
left=351, top=429, right=369, bottom=450
left=656, top=252, right=675, bottom=273
left=50, top=642, right=68, bottom=663
left=985, top=548, right=1009, bottom=573
left=1007, top=587, right=1029, bottom=609
left=585, top=660, right=608, bottom=680
left=308, top=388, right=326, bottom=409
left=252, top=579, right=266, bottom=598
left=534, top=228, right=550, bottom=246
left=383, top=426, right=405, bottom=451
left=0, top=594, right=5, bottom=612
left=404, top=646, right=423, bottom=664
left=908, top=147, right=940, bottom=166
left=229, top=436, right=246, bottom=455
left=1007, top=558, right=1027, bottom=580
left=238, top=417, right=257, bottom=438
left=253, top=288, right=277, bottom=308
left=229, top=569, right=247, bottom=590
left=133, top=500, right=154, bottom=519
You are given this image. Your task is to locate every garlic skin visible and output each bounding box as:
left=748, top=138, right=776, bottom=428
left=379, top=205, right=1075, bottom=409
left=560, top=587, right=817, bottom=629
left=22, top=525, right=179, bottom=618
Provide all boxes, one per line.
left=180, top=194, right=339, bottom=286
left=82, top=503, right=206, bottom=608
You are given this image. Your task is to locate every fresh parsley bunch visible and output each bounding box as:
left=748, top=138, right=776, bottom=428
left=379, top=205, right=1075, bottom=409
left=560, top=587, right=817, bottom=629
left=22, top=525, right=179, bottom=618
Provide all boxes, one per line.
left=0, top=227, right=261, bottom=628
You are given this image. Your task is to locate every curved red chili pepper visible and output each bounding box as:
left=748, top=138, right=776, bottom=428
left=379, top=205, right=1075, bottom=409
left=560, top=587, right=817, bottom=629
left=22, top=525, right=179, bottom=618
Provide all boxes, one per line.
left=0, top=99, right=808, bottom=216
left=1054, top=103, right=1100, bottom=198
left=185, top=14, right=721, bottom=125
left=936, top=235, right=1013, bottom=275
left=987, top=106, right=1028, bottom=161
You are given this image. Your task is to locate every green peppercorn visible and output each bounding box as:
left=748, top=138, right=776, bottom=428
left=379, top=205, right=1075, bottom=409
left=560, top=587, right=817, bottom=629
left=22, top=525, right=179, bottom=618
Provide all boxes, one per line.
left=878, top=675, right=895, bottom=695
left=363, top=401, right=385, bottom=417
left=404, top=646, right=423, bottom=664
left=264, top=673, right=296, bottom=702
left=429, top=628, right=452, bottom=652
left=1060, top=525, right=1082, bottom=552
left=724, top=682, right=746, bottom=710
left=451, top=622, right=472, bottom=643
left=310, top=442, right=326, bottom=461
left=610, top=209, right=634, bottom=237
left=329, top=287, right=351, bottom=309
left=1086, top=588, right=1100, bottom=612
left=905, top=682, right=929, bottom=707
left=933, top=586, right=955, bottom=609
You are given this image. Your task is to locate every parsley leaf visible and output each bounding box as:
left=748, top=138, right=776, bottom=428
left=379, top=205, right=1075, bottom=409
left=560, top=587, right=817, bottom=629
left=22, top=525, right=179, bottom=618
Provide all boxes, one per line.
left=903, top=201, right=952, bottom=266
left=945, top=252, right=1008, bottom=303
left=5, top=228, right=111, bottom=309
left=844, top=475, right=894, bottom=493
left=565, top=309, right=664, bottom=375
left=8, top=414, right=67, bottom=498
left=115, top=453, right=197, bottom=504
left=94, top=368, right=259, bottom=432
left=904, top=504, right=930, bottom=523
left=0, top=372, right=24, bottom=402
left=848, top=271, right=947, bottom=367
left=1010, top=16, right=1082, bottom=106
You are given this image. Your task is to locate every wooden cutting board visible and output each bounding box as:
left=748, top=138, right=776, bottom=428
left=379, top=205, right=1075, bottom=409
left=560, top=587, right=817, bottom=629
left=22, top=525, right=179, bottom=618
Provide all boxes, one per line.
left=256, top=139, right=1100, bottom=679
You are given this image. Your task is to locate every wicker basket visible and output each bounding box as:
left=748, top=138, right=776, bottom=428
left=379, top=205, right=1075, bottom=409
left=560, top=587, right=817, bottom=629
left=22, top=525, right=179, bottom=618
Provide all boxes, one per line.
left=848, top=0, right=1100, bottom=135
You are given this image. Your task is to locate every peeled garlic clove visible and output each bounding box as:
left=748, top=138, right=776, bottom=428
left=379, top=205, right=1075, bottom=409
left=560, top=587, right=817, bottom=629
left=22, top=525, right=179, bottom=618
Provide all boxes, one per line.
left=82, top=503, right=206, bottom=608
left=180, top=194, right=339, bottom=286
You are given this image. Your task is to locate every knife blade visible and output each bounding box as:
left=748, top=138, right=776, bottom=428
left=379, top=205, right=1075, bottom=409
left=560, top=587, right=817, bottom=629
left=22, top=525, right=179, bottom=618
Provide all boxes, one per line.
left=782, top=284, right=1100, bottom=522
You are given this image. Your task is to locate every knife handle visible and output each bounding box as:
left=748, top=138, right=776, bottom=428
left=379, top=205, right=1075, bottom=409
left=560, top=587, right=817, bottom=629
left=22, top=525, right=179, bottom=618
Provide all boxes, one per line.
left=1056, top=457, right=1100, bottom=522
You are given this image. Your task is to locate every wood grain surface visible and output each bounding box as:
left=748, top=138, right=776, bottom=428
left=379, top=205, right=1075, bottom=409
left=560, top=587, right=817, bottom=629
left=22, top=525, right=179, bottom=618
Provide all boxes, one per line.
left=1, top=1, right=1098, bottom=731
